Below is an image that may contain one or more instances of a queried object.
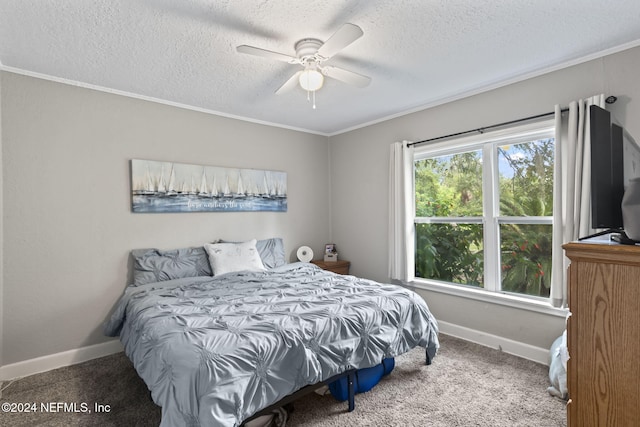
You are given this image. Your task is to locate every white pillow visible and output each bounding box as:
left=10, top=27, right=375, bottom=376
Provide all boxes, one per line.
left=204, top=239, right=266, bottom=276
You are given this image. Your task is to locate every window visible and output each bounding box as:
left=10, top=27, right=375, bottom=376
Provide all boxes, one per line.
left=412, top=120, right=555, bottom=301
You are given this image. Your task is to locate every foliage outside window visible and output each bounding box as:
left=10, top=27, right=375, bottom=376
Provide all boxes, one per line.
left=413, top=123, right=555, bottom=300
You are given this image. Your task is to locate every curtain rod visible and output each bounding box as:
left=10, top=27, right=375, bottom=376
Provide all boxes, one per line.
left=408, top=108, right=568, bottom=148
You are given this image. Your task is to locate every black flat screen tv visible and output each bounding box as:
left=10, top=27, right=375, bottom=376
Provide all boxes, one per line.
left=589, top=104, right=624, bottom=230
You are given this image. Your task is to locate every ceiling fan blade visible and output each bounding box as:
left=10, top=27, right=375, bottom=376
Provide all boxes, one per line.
left=317, top=23, right=364, bottom=59
left=275, top=71, right=303, bottom=94
left=236, top=45, right=299, bottom=64
left=322, top=66, right=371, bottom=88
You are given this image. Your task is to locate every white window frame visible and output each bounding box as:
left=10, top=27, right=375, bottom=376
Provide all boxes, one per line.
left=410, top=119, right=566, bottom=316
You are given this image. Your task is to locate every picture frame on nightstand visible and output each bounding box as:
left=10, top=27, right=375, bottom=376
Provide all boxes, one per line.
left=324, top=243, right=338, bottom=262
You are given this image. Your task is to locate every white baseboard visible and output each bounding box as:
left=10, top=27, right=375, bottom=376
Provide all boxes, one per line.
left=0, top=339, right=123, bottom=381
left=438, top=320, right=550, bottom=365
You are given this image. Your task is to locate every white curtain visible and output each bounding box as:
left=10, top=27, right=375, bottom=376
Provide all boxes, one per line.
left=550, top=94, right=605, bottom=307
left=388, top=141, right=414, bottom=282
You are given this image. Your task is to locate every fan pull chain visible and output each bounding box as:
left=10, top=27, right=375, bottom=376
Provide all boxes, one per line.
left=306, top=89, right=317, bottom=109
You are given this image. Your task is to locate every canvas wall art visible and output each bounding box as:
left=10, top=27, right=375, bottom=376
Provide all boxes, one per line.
left=131, top=159, right=287, bottom=213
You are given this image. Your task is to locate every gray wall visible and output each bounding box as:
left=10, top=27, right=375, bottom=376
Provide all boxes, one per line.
left=1, top=72, right=330, bottom=365
left=328, top=45, right=640, bottom=350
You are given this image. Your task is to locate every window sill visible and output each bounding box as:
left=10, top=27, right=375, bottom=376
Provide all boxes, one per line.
left=404, top=279, right=569, bottom=318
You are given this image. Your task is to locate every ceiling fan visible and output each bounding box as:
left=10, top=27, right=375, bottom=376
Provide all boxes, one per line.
left=236, top=23, right=371, bottom=108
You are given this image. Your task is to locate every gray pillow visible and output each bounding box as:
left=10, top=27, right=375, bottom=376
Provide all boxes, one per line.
left=219, top=238, right=286, bottom=269
left=256, top=238, right=287, bottom=269
left=131, top=246, right=212, bottom=286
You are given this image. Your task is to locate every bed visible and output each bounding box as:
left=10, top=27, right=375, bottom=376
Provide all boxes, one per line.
left=104, top=238, right=439, bottom=427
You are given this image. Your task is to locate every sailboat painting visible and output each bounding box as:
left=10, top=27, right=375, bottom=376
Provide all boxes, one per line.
left=131, top=159, right=287, bottom=213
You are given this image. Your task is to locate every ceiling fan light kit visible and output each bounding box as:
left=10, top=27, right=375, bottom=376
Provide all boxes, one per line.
left=299, top=69, right=324, bottom=92
left=236, top=23, right=371, bottom=109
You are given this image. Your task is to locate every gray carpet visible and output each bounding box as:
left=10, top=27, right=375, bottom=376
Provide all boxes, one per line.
left=0, top=334, right=566, bottom=426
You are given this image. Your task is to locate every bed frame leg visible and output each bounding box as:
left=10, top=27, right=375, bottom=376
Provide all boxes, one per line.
left=347, top=371, right=355, bottom=412
left=425, top=349, right=432, bottom=365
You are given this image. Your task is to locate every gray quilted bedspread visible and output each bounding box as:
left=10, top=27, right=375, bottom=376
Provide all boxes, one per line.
left=104, top=263, right=439, bottom=427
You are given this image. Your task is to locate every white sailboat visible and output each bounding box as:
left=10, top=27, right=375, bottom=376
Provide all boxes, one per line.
left=165, top=164, right=178, bottom=196
left=245, top=180, right=255, bottom=197
left=136, top=165, right=156, bottom=195
left=179, top=181, right=188, bottom=195
left=275, top=180, right=286, bottom=198
left=261, top=173, right=272, bottom=198
left=156, top=166, right=167, bottom=195
left=234, top=173, right=246, bottom=198
left=222, top=176, right=232, bottom=198
left=188, top=176, right=197, bottom=196
left=198, top=169, right=209, bottom=197
left=210, top=175, right=219, bottom=198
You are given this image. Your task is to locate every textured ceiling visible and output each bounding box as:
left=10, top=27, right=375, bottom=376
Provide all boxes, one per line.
left=1, top=1, right=640, bottom=135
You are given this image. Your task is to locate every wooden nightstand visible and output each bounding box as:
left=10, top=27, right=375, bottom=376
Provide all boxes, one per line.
left=311, top=259, right=350, bottom=275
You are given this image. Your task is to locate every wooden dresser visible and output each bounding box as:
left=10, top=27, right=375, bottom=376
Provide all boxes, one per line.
left=563, top=241, right=640, bottom=427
